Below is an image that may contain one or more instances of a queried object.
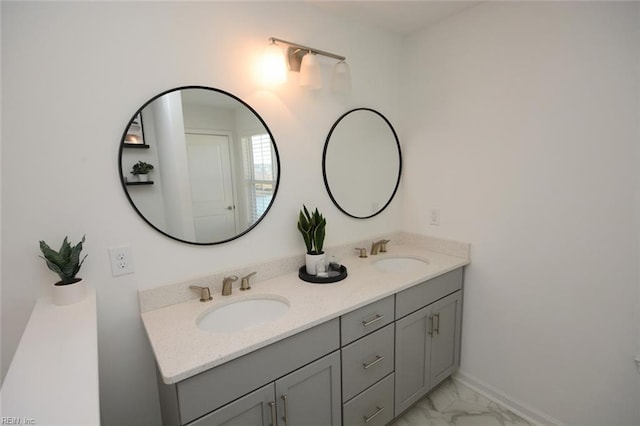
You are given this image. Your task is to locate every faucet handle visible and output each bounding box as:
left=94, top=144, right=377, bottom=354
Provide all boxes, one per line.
left=240, top=272, right=257, bottom=291
left=189, top=285, right=213, bottom=302
left=379, top=239, right=390, bottom=252
left=355, top=248, right=368, bottom=258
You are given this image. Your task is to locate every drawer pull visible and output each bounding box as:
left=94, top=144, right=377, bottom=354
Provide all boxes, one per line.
left=363, top=406, right=385, bottom=424
left=362, top=355, right=385, bottom=370
left=281, top=395, right=289, bottom=425
left=268, top=401, right=276, bottom=426
left=362, top=314, right=384, bottom=327
left=433, top=312, right=440, bottom=335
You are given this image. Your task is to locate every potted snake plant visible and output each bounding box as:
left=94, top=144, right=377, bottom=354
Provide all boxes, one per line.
left=297, top=205, right=326, bottom=275
left=39, top=235, right=88, bottom=305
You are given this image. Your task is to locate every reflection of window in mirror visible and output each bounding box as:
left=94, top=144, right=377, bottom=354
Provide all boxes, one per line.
left=242, top=133, right=277, bottom=225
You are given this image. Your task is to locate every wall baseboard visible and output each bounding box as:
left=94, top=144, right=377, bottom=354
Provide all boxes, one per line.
left=454, top=370, right=567, bottom=426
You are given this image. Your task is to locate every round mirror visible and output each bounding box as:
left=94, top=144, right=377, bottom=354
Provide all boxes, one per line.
left=323, top=108, right=401, bottom=219
left=119, top=86, right=280, bottom=245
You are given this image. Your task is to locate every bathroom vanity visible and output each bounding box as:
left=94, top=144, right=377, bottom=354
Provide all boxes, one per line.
left=140, top=234, right=469, bottom=425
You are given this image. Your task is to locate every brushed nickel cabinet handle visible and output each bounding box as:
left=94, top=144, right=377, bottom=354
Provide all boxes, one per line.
left=268, top=401, right=276, bottom=426
left=363, top=406, right=385, bottom=424
left=362, top=314, right=384, bottom=327
left=362, top=355, right=385, bottom=370
left=281, top=395, right=289, bottom=426
left=434, top=312, right=440, bottom=335
left=428, top=315, right=434, bottom=335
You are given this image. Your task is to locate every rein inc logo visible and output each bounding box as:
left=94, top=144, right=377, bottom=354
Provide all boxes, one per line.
left=1, top=418, right=35, bottom=425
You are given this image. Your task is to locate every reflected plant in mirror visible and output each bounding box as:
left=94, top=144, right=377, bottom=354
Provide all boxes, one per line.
left=323, top=108, right=402, bottom=218
left=119, top=86, right=280, bottom=245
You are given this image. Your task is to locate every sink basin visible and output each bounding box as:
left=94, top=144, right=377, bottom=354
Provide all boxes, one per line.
left=373, top=256, right=428, bottom=272
left=197, top=296, right=290, bottom=333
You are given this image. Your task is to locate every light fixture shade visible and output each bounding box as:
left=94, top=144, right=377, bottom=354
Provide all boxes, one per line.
left=331, top=60, right=351, bottom=93
left=262, top=42, right=287, bottom=85
left=299, top=52, right=322, bottom=90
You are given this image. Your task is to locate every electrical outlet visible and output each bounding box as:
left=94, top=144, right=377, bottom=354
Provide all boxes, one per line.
left=430, top=209, right=440, bottom=226
left=109, top=245, right=134, bottom=276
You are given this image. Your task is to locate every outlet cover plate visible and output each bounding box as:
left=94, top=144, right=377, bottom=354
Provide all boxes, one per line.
left=109, top=245, right=134, bottom=276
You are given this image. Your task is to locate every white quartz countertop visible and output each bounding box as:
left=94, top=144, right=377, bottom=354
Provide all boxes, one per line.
left=0, top=290, right=100, bottom=425
left=142, top=244, right=469, bottom=384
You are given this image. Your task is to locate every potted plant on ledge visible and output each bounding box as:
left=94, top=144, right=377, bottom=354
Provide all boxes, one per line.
left=39, top=235, right=88, bottom=306
left=297, top=205, right=326, bottom=275
left=131, top=160, right=154, bottom=182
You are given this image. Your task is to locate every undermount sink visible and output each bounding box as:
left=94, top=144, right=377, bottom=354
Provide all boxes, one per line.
left=373, top=256, right=428, bottom=273
left=197, top=296, right=290, bottom=333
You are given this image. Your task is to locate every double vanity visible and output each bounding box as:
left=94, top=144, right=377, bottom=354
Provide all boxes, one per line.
left=140, top=233, right=470, bottom=426
left=121, top=85, right=468, bottom=425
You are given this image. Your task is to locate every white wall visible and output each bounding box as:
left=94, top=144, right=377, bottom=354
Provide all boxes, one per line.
left=1, top=2, right=403, bottom=424
left=401, top=2, right=640, bottom=425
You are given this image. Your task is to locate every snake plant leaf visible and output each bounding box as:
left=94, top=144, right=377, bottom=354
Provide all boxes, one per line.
left=58, top=237, right=71, bottom=263
left=303, top=205, right=312, bottom=223
left=298, top=210, right=310, bottom=232
left=314, top=225, right=325, bottom=254
left=40, top=240, right=60, bottom=263
left=297, top=221, right=313, bottom=253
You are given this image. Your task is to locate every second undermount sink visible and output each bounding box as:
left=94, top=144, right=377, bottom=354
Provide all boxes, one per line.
left=197, top=296, right=290, bottom=333
left=373, top=256, right=429, bottom=273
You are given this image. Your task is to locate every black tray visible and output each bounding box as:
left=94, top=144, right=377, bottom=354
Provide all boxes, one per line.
left=298, top=265, right=348, bottom=284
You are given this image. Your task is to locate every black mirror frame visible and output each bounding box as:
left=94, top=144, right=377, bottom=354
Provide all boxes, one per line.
left=322, top=108, right=402, bottom=219
left=118, top=85, right=281, bottom=246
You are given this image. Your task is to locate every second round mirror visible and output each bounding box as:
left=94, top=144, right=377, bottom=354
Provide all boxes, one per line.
left=323, top=108, right=401, bottom=219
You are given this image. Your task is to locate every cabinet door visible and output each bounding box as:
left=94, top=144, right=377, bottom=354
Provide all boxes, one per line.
left=394, top=305, right=431, bottom=416
left=189, top=383, right=275, bottom=426
left=429, top=291, right=462, bottom=388
left=275, top=351, right=341, bottom=426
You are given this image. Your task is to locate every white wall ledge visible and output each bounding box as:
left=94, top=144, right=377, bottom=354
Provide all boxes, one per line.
left=0, top=290, right=100, bottom=425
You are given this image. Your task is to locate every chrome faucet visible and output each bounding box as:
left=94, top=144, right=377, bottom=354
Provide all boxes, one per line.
left=240, top=272, right=256, bottom=291
left=370, top=239, right=390, bottom=255
left=221, top=275, right=238, bottom=296
left=189, top=285, right=213, bottom=302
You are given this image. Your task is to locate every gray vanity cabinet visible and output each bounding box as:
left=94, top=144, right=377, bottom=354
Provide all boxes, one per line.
left=156, top=268, right=465, bottom=426
left=394, top=290, right=462, bottom=416
left=340, top=297, right=396, bottom=426
left=191, top=351, right=341, bottom=426
left=157, top=319, right=341, bottom=426
left=190, top=384, right=274, bottom=426
left=274, top=351, right=342, bottom=426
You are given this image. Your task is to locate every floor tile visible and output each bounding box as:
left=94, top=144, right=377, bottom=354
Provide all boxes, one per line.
left=390, top=378, right=534, bottom=426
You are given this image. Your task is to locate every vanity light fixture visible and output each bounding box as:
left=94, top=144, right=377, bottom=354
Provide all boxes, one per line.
left=266, top=37, right=351, bottom=92
left=262, top=39, right=288, bottom=85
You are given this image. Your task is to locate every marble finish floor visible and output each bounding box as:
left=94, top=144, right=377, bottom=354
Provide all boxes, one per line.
left=391, top=378, right=535, bottom=426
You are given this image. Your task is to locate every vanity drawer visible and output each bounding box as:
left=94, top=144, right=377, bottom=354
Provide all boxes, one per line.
left=176, top=318, right=339, bottom=424
left=395, top=268, right=463, bottom=319
left=341, top=295, right=394, bottom=346
left=341, top=324, right=394, bottom=402
left=343, top=373, right=394, bottom=426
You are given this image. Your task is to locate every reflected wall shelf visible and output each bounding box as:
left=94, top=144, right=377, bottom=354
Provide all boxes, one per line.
left=126, top=181, right=154, bottom=186
left=123, top=143, right=150, bottom=149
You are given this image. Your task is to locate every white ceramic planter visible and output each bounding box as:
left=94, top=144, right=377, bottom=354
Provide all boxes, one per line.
left=52, top=279, right=87, bottom=306
left=138, top=174, right=149, bottom=182
left=305, top=253, right=326, bottom=276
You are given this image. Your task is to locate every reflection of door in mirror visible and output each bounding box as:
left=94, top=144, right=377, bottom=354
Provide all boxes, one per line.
left=185, top=132, right=236, bottom=243
left=119, top=86, right=280, bottom=245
